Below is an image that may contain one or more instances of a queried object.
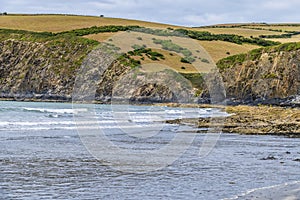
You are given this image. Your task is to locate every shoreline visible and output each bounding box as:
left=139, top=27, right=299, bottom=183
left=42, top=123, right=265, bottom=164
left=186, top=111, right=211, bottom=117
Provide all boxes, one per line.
left=166, top=104, right=300, bottom=138
left=2, top=99, right=300, bottom=137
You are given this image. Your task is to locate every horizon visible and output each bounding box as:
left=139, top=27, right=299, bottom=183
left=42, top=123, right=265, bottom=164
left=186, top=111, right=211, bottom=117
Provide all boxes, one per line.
left=2, top=13, right=300, bottom=28
left=1, top=0, right=300, bottom=26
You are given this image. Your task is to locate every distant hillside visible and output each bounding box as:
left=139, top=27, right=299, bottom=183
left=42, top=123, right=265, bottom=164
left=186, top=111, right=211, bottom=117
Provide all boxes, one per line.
left=0, top=14, right=179, bottom=32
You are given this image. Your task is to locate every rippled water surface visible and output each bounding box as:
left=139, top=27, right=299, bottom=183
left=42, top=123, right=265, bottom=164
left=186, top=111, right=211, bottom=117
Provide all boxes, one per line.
left=1, top=101, right=300, bottom=199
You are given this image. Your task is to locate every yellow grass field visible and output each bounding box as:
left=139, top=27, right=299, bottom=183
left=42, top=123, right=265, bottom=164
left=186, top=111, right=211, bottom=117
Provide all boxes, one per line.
left=87, top=31, right=217, bottom=73
left=0, top=15, right=179, bottom=32
left=243, top=25, right=300, bottom=32
left=197, top=41, right=259, bottom=62
left=84, top=32, right=118, bottom=42
left=266, top=35, right=300, bottom=43
left=190, top=27, right=282, bottom=38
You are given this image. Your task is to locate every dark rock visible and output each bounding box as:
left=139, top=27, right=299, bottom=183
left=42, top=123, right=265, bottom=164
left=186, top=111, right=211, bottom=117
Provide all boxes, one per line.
left=260, top=156, right=277, bottom=160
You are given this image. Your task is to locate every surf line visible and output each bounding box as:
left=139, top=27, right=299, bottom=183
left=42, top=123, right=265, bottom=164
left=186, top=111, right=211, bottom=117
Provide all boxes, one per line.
left=222, top=180, right=300, bottom=200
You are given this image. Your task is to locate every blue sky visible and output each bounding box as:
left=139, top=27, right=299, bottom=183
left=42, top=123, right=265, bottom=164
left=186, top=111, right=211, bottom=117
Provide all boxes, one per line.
left=1, top=0, right=300, bottom=26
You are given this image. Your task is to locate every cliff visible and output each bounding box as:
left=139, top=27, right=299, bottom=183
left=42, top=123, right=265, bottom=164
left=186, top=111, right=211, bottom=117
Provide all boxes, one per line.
left=1, top=29, right=300, bottom=105
left=0, top=33, right=194, bottom=103
left=217, top=43, right=300, bottom=105
left=0, top=33, right=98, bottom=101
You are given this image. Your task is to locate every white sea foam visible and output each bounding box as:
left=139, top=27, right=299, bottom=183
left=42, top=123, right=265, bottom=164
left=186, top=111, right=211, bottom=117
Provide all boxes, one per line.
left=23, top=107, right=88, bottom=114
left=1, top=105, right=228, bottom=132
left=223, top=181, right=300, bottom=200
left=0, top=120, right=134, bottom=127
left=1, top=123, right=166, bottom=131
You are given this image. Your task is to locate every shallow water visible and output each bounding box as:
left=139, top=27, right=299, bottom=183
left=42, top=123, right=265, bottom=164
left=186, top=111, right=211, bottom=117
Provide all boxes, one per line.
left=1, top=101, right=300, bottom=199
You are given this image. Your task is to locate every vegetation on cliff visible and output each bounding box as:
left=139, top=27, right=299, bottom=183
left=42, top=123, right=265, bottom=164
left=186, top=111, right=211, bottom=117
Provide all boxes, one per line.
left=215, top=42, right=300, bottom=103
left=0, top=29, right=100, bottom=100
left=217, top=42, right=300, bottom=71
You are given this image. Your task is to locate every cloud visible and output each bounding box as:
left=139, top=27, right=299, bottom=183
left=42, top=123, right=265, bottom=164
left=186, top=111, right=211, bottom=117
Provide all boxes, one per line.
left=183, top=14, right=229, bottom=26
left=0, top=0, right=300, bottom=26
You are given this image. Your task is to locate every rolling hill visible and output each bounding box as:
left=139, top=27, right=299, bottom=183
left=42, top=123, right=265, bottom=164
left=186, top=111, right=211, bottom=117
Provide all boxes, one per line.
left=1, top=14, right=294, bottom=62
left=0, top=14, right=299, bottom=104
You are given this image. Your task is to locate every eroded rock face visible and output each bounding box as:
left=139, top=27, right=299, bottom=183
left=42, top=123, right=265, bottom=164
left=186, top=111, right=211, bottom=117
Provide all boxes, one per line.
left=0, top=40, right=194, bottom=103
left=220, top=50, right=300, bottom=104
left=0, top=39, right=92, bottom=101
left=1, top=38, right=300, bottom=104
left=95, top=64, right=194, bottom=103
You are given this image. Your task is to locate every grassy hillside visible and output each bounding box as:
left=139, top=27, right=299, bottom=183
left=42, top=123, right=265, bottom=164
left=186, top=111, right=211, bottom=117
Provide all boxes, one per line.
left=1, top=15, right=299, bottom=72
left=0, top=14, right=179, bottom=32
left=0, top=14, right=285, bottom=62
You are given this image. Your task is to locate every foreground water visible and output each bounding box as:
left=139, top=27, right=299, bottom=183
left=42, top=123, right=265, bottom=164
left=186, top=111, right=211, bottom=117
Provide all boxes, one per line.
left=1, top=101, right=300, bottom=199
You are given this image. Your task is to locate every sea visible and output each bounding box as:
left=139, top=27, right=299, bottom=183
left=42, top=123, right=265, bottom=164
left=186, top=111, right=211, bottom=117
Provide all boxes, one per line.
left=1, top=100, right=300, bottom=199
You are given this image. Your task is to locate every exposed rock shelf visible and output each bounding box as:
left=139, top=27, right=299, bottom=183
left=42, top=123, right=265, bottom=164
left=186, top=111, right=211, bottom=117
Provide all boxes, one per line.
left=166, top=105, right=300, bottom=137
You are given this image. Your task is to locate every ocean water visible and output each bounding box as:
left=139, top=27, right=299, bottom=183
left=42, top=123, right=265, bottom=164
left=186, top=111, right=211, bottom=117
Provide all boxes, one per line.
left=1, top=101, right=300, bottom=199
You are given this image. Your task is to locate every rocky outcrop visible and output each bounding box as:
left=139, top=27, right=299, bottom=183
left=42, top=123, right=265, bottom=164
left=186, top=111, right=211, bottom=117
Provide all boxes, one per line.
left=166, top=105, right=300, bottom=137
left=217, top=46, right=300, bottom=105
left=0, top=39, right=94, bottom=101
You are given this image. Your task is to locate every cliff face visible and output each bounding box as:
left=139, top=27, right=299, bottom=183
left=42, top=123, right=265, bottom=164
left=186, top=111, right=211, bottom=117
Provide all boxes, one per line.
left=217, top=46, right=300, bottom=104
left=0, top=39, right=94, bottom=100
left=0, top=39, right=193, bottom=103
left=1, top=37, right=300, bottom=105
left=75, top=48, right=194, bottom=103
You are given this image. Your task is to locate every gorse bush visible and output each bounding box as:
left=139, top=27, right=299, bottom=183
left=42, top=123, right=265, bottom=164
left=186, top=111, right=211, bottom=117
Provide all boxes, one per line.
left=171, top=28, right=279, bottom=46
left=118, top=54, right=141, bottom=69
left=128, top=46, right=165, bottom=61
left=181, top=57, right=196, bottom=64
left=59, top=25, right=140, bottom=36
left=201, top=58, right=210, bottom=64
left=152, top=38, right=195, bottom=63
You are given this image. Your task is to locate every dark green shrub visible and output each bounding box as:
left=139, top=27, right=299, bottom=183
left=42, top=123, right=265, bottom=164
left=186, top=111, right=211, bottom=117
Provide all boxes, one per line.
left=181, top=57, right=195, bottom=64
left=201, top=58, right=210, bottom=64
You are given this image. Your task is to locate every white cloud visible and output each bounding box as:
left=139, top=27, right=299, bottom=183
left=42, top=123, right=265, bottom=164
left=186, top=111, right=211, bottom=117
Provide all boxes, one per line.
left=261, top=0, right=300, bottom=10
left=183, top=13, right=229, bottom=26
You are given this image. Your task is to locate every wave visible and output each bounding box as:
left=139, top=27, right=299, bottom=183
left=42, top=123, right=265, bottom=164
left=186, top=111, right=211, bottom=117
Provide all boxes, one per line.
left=0, top=119, right=135, bottom=127
left=1, top=123, right=170, bottom=131
left=22, top=107, right=88, bottom=114
left=223, top=180, right=300, bottom=200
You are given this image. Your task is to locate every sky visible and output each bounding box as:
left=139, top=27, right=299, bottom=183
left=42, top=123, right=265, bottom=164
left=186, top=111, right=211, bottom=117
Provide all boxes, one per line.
left=1, top=0, right=300, bottom=26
